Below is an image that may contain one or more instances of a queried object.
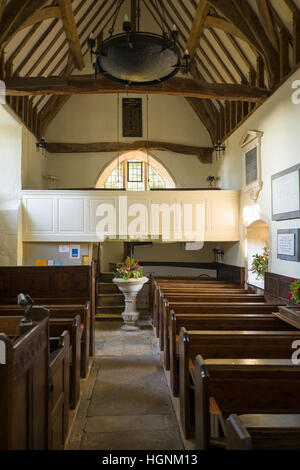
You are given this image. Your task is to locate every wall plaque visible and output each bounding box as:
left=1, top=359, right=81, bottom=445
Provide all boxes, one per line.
left=122, top=98, right=143, bottom=137
left=277, top=229, right=300, bottom=261
left=245, top=147, right=258, bottom=186
left=272, top=164, right=300, bottom=221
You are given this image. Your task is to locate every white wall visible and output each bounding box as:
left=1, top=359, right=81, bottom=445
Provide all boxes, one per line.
left=44, top=93, right=215, bottom=189
left=0, top=105, right=22, bottom=265
left=217, top=70, right=300, bottom=278
left=22, top=126, right=47, bottom=189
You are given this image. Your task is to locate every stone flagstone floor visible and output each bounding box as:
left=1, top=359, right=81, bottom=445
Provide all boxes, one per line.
left=67, top=319, right=184, bottom=450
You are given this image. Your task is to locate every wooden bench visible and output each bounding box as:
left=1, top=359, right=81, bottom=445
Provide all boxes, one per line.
left=158, top=293, right=266, bottom=356
left=0, top=264, right=96, bottom=356
left=192, top=356, right=300, bottom=449
left=49, top=317, right=81, bottom=409
left=152, top=279, right=244, bottom=326
left=161, top=301, right=283, bottom=355
left=226, top=413, right=300, bottom=450
left=169, top=313, right=297, bottom=396
left=0, top=312, right=49, bottom=449
left=0, top=312, right=71, bottom=450
left=0, top=303, right=90, bottom=378
left=179, top=328, right=300, bottom=439
left=0, top=310, right=81, bottom=410
left=48, top=331, right=70, bottom=450
left=154, top=289, right=257, bottom=333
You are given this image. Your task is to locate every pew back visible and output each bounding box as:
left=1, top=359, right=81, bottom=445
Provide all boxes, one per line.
left=193, top=357, right=300, bottom=449
left=0, top=313, right=49, bottom=450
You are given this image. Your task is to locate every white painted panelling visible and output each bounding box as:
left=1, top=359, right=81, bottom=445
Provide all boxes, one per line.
left=58, top=199, right=85, bottom=232
left=22, top=190, right=240, bottom=243
left=25, top=198, right=54, bottom=233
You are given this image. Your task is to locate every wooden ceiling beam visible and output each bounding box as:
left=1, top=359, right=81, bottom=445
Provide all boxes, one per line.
left=0, top=1, right=6, bottom=23
left=145, top=0, right=220, bottom=138
left=202, top=33, right=237, bottom=83
left=255, top=0, right=279, bottom=51
left=44, top=140, right=214, bottom=162
left=0, top=0, right=49, bottom=45
left=207, top=0, right=279, bottom=87
left=187, top=0, right=211, bottom=57
left=131, top=0, right=137, bottom=32
left=5, top=75, right=271, bottom=101
left=16, top=6, right=61, bottom=33
left=204, top=15, right=252, bottom=47
left=208, top=28, right=247, bottom=83
left=58, top=0, right=84, bottom=70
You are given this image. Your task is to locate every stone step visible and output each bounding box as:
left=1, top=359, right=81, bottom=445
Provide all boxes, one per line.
left=97, top=293, right=125, bottom=307
left=96, top=305, right=125, bottom=315
left=96, top=309, right=150, bottom=321
left=99, top=272, right=114, bottom=282
left=96, top=313, right=123, bottom=320
left=97, top=282, right=119, bottom=294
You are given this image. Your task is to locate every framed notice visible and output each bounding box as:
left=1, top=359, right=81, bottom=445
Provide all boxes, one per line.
left=277, top=229, right=300, bottom=261
left=122, top=98, right=143, bottom=137
left=272, top=164, right=300, bottom=221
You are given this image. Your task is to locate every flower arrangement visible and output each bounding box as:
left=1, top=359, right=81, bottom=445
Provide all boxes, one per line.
left=288, top=278, right=300, bottom=304
left=114, top=257, right=145, bottom=281
left=250, top=247, right=269, bottom=280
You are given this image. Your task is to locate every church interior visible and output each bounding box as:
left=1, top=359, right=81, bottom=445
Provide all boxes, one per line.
left=0, top=0, right=300, bottom=453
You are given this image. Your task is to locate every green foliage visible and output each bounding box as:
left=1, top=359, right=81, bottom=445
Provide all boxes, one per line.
left=250, top=247, right=269, bottom=281
left=288, top=278, right=300, bottom=304
left=114, top=257, right=144, bottom=281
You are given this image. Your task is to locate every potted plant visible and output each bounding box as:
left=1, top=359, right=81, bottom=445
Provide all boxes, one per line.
left=113, top=257, right=148, bottom=331
left=250, top=247, right=269, bottom=281
left=288, top=278, right=300, bottom=305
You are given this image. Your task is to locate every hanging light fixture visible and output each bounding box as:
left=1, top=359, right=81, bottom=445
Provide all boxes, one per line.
left=214, top=141, right=226, bottom=159
left=88, top=0, right=185, bottom=86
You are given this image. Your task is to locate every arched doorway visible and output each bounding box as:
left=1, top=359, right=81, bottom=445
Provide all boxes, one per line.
left=245, top=219, right=269, bottom=288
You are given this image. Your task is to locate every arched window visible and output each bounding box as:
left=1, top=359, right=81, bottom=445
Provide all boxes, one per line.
left=96, top=151, right=175, bottom=190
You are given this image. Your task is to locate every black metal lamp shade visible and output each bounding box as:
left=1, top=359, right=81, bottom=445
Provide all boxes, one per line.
left=94, top=32, right=181, bottom=85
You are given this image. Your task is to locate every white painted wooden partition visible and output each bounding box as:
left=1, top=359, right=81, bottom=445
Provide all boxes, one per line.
left=21, top=190, right=240, bottom=242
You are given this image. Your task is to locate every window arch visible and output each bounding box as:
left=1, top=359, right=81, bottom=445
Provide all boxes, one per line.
left=96, top=151, right=176, bottom=190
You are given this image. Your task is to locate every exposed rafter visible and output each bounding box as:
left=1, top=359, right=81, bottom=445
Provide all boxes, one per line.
left=5, top=75, right=271, bottom=101
left=207, top=0, right=280, bottom=87
left=0, top=0, right=49, bottom=45
left=58, top=0, right=84, bottom=70
left=255, top=0, right=278, bottom=51
left=187, top=0, right=210, bottom=57
left=17, top=6, right=62, bottom=33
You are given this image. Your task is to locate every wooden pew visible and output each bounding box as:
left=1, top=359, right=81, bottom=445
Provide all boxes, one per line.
left=169, top=313, right=297, bottom=396
left=158, top=293, right=265, bottom=348
left=0, top=313, right=71, bottom=450
left=154, top=289, right=256, bottom=332
left=226, top=414, right=300, bottom=450
left=152, top=278, right=244, bottom=326
left=48, top=317, right=81, bottom=409
left=0, top=264, right=96, bottom=356
left=0, top=312, right=49, bottom=450
left=0, top=309, right=82, bottom=409
left=48, top=331, right=70, bottom=450
left=0, top=303, right=90, bottom=378
left=179, top=329, right=300, bottom=439
left=161, top=301, right=283, bottom=356
left=193, top=357, right=300, bottom=449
